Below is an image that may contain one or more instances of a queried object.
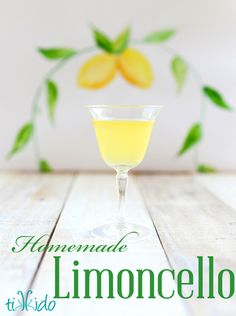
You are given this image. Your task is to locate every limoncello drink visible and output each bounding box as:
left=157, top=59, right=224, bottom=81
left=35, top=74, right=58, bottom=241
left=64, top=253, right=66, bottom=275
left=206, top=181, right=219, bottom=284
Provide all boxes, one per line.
left=93, top=119, right=154, bottom=169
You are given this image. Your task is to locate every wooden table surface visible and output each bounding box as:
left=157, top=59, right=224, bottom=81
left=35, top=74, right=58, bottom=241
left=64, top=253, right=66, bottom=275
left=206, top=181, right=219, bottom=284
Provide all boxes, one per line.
left=0, top=172, right=236, bottom=316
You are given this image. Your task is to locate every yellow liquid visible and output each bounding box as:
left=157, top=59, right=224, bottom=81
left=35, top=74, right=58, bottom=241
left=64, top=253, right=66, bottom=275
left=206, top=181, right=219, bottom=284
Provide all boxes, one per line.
left=93, top=119, right=154, bottom=168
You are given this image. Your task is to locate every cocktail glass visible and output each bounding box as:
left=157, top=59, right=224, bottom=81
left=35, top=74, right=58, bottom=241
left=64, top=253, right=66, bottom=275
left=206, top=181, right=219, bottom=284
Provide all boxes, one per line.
left=87, top=105, right=162, bottom=240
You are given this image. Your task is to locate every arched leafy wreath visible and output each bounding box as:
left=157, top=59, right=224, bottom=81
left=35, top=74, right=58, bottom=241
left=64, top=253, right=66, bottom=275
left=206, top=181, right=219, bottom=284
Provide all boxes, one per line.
left=8, top=27, right=233, bottom=172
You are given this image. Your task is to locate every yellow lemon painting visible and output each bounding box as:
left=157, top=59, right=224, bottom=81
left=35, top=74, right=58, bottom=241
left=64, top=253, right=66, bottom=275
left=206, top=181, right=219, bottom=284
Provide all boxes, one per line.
left=78, top=54, right=117, bottom=89
left=78, top=48, right=153, bottom=89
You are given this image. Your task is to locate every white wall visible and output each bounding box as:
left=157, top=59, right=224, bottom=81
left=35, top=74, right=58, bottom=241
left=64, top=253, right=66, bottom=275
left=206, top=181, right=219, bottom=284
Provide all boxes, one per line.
left=0, top=0, right=236, bottom=171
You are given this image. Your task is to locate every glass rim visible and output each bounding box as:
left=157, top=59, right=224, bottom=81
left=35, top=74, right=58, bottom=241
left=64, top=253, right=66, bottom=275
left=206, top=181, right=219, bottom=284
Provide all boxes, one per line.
left=85, top=104, right=163, bottom=110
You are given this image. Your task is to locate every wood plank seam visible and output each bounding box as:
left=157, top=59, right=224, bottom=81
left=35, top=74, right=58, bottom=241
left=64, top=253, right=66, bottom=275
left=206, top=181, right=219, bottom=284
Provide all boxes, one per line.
left=134, top=174, right=173, bottom=268
left=16, top=173, right=76, bottom=316
left=135, top=175, right=195, bottom=316
left=136, top=175, right=236, bottom=316
left=28, top=173, right=188, bottom=315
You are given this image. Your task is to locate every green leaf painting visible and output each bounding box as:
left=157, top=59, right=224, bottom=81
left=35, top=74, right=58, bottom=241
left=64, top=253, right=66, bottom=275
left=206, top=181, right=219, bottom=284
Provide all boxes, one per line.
left=113, top=27, right=130, bottom=54
left=143, top=29, right=176, bottom=43
left=178, top=123, right=202, bottom=156
left=8, top=123, right=34, bottom=158
left=197, top=164, right=217, bottom=173
left=171, top=56, right=188, bottom=92
left=46, top=80, right=58, bottom=122
left=39, top=160, right=53, bottom=173
left=93, top=28, right=114, bottom=53
left=38, top=48, right=77, bottom=59
left=203, top=86, right=232, bottom=110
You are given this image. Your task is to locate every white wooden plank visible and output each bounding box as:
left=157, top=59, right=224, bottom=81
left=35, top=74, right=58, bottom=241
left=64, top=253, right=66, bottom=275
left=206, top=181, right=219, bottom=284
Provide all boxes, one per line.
left=0, top=173, right=73, bottom=313
left=197, top=174, right=236, bottom=210
left=136, top=175, right=236, bottom=316
left=31, top=173, right=187, bottom=316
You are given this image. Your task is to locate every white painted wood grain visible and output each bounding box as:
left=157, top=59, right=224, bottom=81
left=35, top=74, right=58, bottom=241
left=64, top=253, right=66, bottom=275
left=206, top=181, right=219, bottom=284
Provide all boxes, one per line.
left=197, top=174, right=236, bottom=210
left=136, top=175, right=236, bottom=316
left=0, top=173, right=73, bottom=314
left=31, top=173, right=187, bottom=316
left=3, top=173, right=236, bottom=316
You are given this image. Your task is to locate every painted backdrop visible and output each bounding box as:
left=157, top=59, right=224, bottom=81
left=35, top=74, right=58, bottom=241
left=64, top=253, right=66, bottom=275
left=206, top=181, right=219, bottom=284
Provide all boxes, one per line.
left=0, top=0, right=235, bottom=171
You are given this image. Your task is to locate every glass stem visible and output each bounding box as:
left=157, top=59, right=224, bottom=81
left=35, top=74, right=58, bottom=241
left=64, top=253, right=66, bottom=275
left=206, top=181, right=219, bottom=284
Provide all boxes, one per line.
left=116, top=170, right=128, bottom=223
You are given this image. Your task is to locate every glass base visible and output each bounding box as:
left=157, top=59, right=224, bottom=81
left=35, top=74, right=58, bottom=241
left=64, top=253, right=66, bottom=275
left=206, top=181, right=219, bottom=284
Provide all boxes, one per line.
left=91, top=221, right=150, bottom=241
